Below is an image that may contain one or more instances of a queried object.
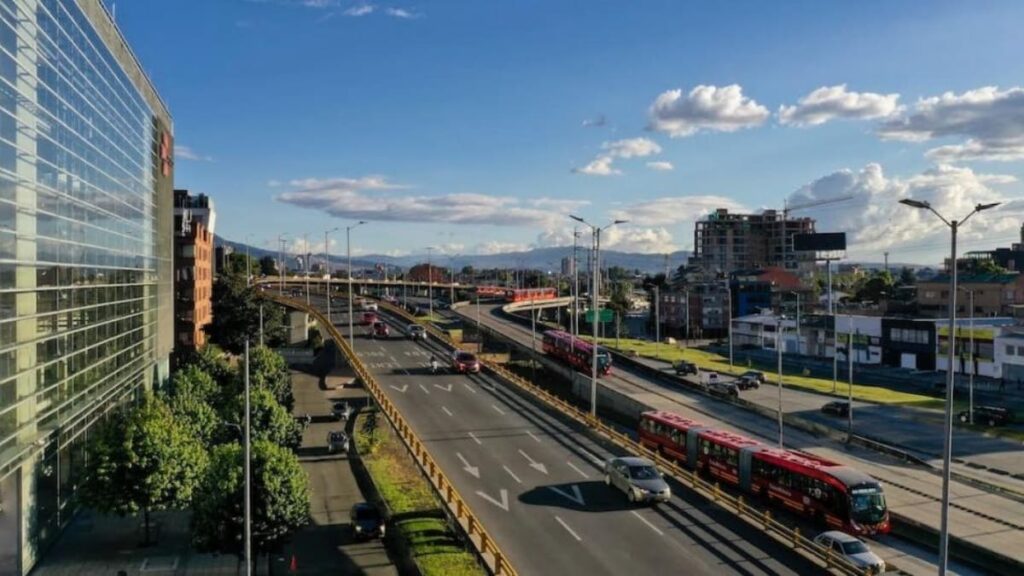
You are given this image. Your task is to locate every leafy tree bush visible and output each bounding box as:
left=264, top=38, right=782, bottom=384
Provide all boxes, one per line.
left=225, top=388, right=303, bottom=450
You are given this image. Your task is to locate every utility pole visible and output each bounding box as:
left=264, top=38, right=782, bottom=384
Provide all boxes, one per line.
left=848, top=320, right=855, bottom=438
left=303, top=233, right=310, bottom=307
left=277, top=234, right=288, bottom=294
left=243, top=340, right=252, bottom=576
left=776, top=318, right=784, bottom=447
left=884, top=251, right=890, bottom=275
left=654, top=285, right=661, bottom=355
left=325, top=227, right=338, bottom=322
left=726, top=283, right=733, bottom=368
left=347, top=221, right=367, bottom=350
left=427, top=247, right=435, bottom=321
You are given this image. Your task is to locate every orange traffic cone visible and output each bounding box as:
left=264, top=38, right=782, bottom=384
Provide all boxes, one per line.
left=289, top=554, right=298, bottom=572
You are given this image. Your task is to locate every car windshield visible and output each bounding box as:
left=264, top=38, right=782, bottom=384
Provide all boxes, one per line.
left=457, top=353, right=476, bottom=362
left=841, top=540, right=869, bottom=555
left=354, top=507, right=379, bottom=520
left=850, top=490, right=887, bottom=524
left=629, top=465, right=659, bottom=480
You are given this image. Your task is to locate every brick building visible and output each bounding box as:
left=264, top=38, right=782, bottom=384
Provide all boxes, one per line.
left=916, top=273, right=1024, bottom=318
left=174, top=189, right=216, bottom=353
left=690, top=208, right=816, bottom=279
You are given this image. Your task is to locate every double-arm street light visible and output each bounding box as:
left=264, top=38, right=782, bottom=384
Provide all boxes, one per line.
left=959, top=287, right=976, bottom=425
left=347, top=221, right=368, bottom=350
left=325, top=227, right=339, bottom=321
left=426, top=247, right=436, bottom=320
left=898, top=198, right=1000, bottom=576
left=569, top=215, right=627, bottom=419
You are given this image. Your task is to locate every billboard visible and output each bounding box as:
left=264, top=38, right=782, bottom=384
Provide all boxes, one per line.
left=794, top=232, right=847, bottom=252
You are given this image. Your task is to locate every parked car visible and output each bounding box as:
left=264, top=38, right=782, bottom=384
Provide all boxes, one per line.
left=371, top=320, right=390, bottom=338
left=361, top=311, right=378, bottom=325
left=958, top=405, right=1015, bottom=427
left=332, top=401, right=353, bottom=421
left=327, top=431, right=350, bottom=454
left=350, top=502, right=385, bottom=540
left=736, top=374, right=761, bottom=390
left=674, top=361, right=698, bottom=376
left=739, top=370, right=766, bottom=384
left=821, top=401, right=851, bottom=417
left=603, top=456, right=671, bottom=504
left=813, top=531, right=885, bottom=574
left=451, top=351, right=481, bottom=374
left=407, top=324, right=427, bottom=341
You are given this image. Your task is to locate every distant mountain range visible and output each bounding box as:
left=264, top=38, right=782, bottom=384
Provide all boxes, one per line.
left=215, top=236, right=690, bottom=275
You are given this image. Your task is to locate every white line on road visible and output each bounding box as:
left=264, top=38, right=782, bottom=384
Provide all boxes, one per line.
left=389, top=384, right=409, bottom=393
left=491, top=404, right=505, bottom=416
left=476, top=489, right=509, bottom=512
left=554, top=516, right=582, bottom=542
left=434, top=383, right=453, bottom=392
left=518, top=449, right=548, bottom=474
left=456, top=452, right=480, bottom=478
left=567, top=461, right=589, bottom=479
left=441, top=406, right=453, bottom=417
left=502, top=466, right=522, bottom=484
left=525, top=430, right=542, bottom=443
left=467, top=432, right=483, bottom=445
left=463, top=383, right=478, bottom=394
left=418, top=384, right=430, bottom=395
left=631, top=511, right=664, bottom=536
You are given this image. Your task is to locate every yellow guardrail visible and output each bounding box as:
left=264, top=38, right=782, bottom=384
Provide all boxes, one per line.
left=267, top=294, right=517, bottom=576
left=380, top=300, right=872, bottom=576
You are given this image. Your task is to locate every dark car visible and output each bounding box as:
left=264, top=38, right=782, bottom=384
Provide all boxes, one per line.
left=332, top=401, right=353, bottom=421
left=674, top=361, right=698, bottom=376
left=736, top=375, right=761, bottom=390
left=959, top=406, right=1015, bottom=427
left=350, top=502, right=385, bottom=540
left=739, top=370, right=766, bottom=384
left=327, top=431, right=349, bottom=454
left=371, top=320, right=390, bottom=339
left=451, top=351, right=481, bottom=374
left=821, top=401, right=851, bottom=417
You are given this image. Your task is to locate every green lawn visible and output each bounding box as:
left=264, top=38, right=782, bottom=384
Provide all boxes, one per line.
left=594, top=337, right=946, bottom=410
left=355, top=411, right=484, bottom=576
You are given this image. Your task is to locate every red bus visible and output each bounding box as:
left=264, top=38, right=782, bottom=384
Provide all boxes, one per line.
left=542, top=330, right=611, bottom=376
left=506, top=287, right=557, bottom=303
left=638, top=410, right=889, bottom=536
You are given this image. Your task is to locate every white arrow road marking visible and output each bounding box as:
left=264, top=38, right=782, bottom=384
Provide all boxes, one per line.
left=518, top=449, right=548, bottom=474
left=502, top=466, right=522, bottom=484
left=476, top=489, right=509, bottom=512
left=548, top=484, right=585, bottom=506
left=463, top=383, right=478, bottom=394
left=434, top=383, right=453, bottom=392
left=554, top=516, right=582, bottom=542
left=456, top=452, right=480, bottom=478
left=441, top=406, right=453, bottom=417
left=467, top=432, right=482, bottom=445
left=491, top=404, right=506, bottom=416
left=525, top=430, right=542, bottom=443
left=567, top=461, right=589, bottom=479
left=389, top=384, right=408, bottom=393
left=631, top=511, right=664, bottom=536
left=418, top=384, right=430, bottom=394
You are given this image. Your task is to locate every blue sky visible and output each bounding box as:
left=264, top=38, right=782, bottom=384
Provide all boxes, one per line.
left=112, top=0, right=1024, bottom=264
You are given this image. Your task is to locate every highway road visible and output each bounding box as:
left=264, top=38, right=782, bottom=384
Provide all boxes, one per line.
left=454, top=299, right=1021, bottom=574
left=315, top=297, right=826, bottom=576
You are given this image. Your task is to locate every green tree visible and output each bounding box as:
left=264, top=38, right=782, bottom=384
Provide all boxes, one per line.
left=973, top=258, right=1008, bottom=275
left=225, top=388, right=302, bottom=449
left=80, top=396, right=207, bottom=545
left=249, top=345, right=293, bottom=411
left=854, top=270, right=895, bottom=303
left=164, top=365, right=222, bottom=446
left=207, top=275, right=287, bottom=353
left=897, top=266, right=917, bottom=287
left=259, top=255, right=277, bottom=276
left=192, top=441, right=310, bottom=564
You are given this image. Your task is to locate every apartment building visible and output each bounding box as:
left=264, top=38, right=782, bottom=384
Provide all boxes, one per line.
left=690, top=208, right=816, bottom=278
left=173, top=190, right=215, bottom=353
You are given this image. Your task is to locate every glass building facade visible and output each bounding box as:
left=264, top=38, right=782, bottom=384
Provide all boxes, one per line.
left=0, top=1, right=173, bottom=573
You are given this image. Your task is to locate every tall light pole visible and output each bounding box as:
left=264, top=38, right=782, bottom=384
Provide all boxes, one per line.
left=789, top=291, right=801, bottom=355
left=447, top=253, right=460, bottom=305
left=573, top=227, right=580, bottom=340
left=325, top=227, right=339, bottom=322
left=776, top=316, right=784, bottom=447
left=302, top=233, right=311, bottom=306
left=426, top=247, right=436, bottom=321
left=654, top=285, right=660, bottom=354
left=960, top=287, right=976, bottom=424
left=245, top=234, right=253, bottom=287
left=277, top=233, right=288, bottom=294
left=243, top=340, right=252, bottom=576
left=898, top=198, right=1000, bottom=576
left=570, top=215, right=627, bottom=419
left=725, top=283, right=734, bottom=367
left=346, top=221, right=367, bottom=350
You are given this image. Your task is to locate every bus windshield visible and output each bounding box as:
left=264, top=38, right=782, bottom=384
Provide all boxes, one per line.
left=849, top=489, right=887, bottom=524
left=596, top=351, right=611, bottom=369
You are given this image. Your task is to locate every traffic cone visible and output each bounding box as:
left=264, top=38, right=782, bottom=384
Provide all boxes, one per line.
left=289, top=554, right=298, bottom=572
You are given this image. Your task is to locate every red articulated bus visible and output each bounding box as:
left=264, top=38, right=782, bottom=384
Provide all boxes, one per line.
left=638, top=410, right=889, bottom=536
left=542, top=330, right=612, bottom=376
left=506, top=287, right=557, bottom=303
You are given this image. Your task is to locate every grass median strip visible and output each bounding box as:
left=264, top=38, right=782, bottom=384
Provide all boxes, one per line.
left=355, top=410, right=484, bottom=576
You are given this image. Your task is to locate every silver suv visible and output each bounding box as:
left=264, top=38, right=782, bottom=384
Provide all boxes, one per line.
left=604, top=456, right=671, bottom=504
left=407, top=324, right=427, bottom=341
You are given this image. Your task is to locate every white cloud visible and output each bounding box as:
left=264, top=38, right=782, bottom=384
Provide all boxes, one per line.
left=878, top=86, right=1024, bottom=161
left=385, top=7, right=417, bottom=18
left=610, top=195, right=748, bottom=226
left=286, top=237, right=338, bottom=255
left=174, top=145, right=213, bottom=162
left=778, top=85, right=901, bottom=127
left=534, top=228, right=578, bottom=248
left=647, top=84, right=769, bottom=138
left=344, top=4, right=374, bottom=16
left=573, top=137, right=662, bottom=176
left=267, top=179, right=282, bottom=187
left=275, top=176, right=568, bottom=228
left=582, top=114, right=607, bottom=128
left=646, top=161, right=674, bottom=171
left=602, top=226, right=677, bottom=254
left=474, top=241, right=528, bottom=255
left=786, top=163, right=1023, bottom=259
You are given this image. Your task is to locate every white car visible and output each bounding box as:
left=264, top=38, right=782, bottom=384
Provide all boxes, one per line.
left=813, top=531, right=885, bottom=574
left=361, top=301, right=378, bottom=312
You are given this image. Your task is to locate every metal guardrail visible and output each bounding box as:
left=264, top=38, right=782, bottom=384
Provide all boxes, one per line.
left=379, top=300, right=870, bottom=576
left=266, top=294, right=517, bottom=576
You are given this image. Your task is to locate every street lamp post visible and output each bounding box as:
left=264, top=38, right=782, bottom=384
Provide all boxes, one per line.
left=898, top=198, right=1000, bottom=576
left=243, top=340, right=252, bottom=576
left=245, top=234, right=253, bottom=287
left=960, top=287, right=976, bottom=424
left=725, top=283, right=733, bottom=368
left=325, top=227, right=339, bottom=321
left=789, top=291, right=801, bottom=355
left=347, top=221, right=367, bottom=350
left=277, top=234, right=288, bottom=294
left=303, top=233, right=311, bottom=306
left=570, top=215, right=627, bottom=419
left=427, top=247, right=435, bottom=321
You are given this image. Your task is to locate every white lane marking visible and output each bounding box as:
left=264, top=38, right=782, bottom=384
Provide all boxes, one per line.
left=456, top=452, right=480, bottom=478
left=567, top=461, right=589, bottom=479
left=525, top=430, right=542, bottom=443
left=548, top=484, right=585, bottom=506
left=389, top=384, right=408, bottom=393
left=463, top=383, right=478, bottom=394
left=517, top=449, right=548, bottom=474
left=476, top=489, right=509, bottom=511
left=579, top=448, right=605, bottom=466
left=554, top=516, right=582, bottom=542
left=441, top=406, right=453, bottom=417
left=434, top=383, right=453, bottom=392
left=467, top=432, right=482, bottom=445
left=491, top=404, right=505, bottom=416
left=503, top=466, right=522, bottom=484
left=631, top=511, right=665, bottom=536
left=418, top=384, right=430, bottom=395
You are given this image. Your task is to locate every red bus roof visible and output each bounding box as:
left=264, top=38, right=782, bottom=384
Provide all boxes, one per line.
left=543, top=330, right=604, bottom=355
left=641, top=410, right=705, bottom=431
left=697, top=429, right=762, bottom=450
left=754, top=448, right=878, bottom=489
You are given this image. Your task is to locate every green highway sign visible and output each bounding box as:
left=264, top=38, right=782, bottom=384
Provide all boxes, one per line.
left=585, top=309, right=615, bottom=322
